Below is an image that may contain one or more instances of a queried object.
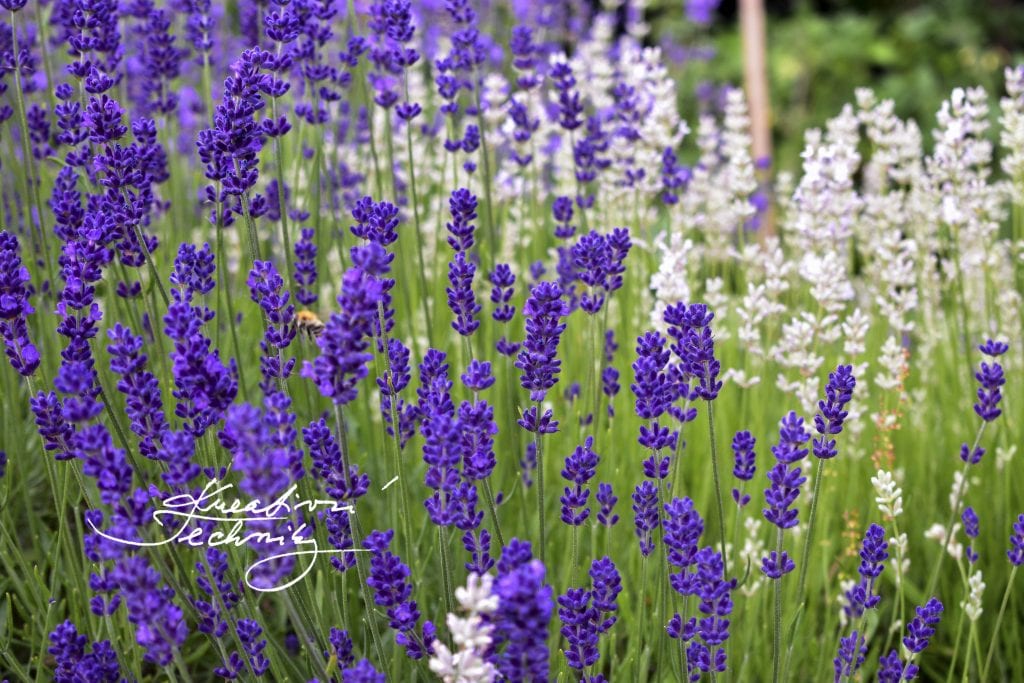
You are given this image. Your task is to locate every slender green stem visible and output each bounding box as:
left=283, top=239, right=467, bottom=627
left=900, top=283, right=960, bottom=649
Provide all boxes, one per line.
left=471, top=69, right=498, bottom=270
left=534, top=400, right=546, bottom=567
left=795, top=458, right=825, bottom=594
left=982, top=565, right=1019, bottom=680
left=376, top=302, right=414, bottom=563
left=270, top=95, right=294, bottom=285
left=571, top=525, right=579, bottom=586
left=8, top=10, right=56, bottom=291
left=707, top=402, right=729, bottom=577
left=240, top=192, right=263, bottom=265
left=961, top=622, right=978, bottom=682
left=925, top=421, right=987, bottom=599
left=481, top=477, right=505, bottom=549
left=401, top=100, right=433, bottom=335
left=438, top=525, right=456, bottom=618
left=634, top=556, right=649, bottom=683
left=946, top=604, right=967, bottom=683
left=772, top=527, right=783, bottom=683
left=332, top=407, right=388, bottom=669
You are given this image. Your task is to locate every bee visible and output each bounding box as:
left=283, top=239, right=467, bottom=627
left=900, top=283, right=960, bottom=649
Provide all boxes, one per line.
left=293, top=309, right=326, bottom=339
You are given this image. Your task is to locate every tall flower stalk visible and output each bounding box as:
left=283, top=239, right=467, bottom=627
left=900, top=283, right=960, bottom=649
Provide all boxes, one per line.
left=516, top=281, right=568, bottom=566
left=761, top=411, right=811, bottom=683
left=925, top=340, right=1006, bottom=598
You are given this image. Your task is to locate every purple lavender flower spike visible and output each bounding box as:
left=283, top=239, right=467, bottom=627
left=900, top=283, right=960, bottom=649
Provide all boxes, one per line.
left=731, top=430, right=756, bottom=506
left=551, top=58, right=583, bottom=132
left=110, top=556, right=188, bottom=666
left=843, top=523, right=888, bottom=620
left=294, top=228, right=318, bottom=306
left=460, top=397, right=496, bottom=480
left=301, top=268, right=382, bottom=405
left=686, top=0, right=721, bottom=25
left=691, top=547, right=735, bottom=675
left=572, top=230, right=614, bottom=314
left=877, top=649, right=915, bottom=683
left=979, top=339, right=1009, bottom=357
left=461, top=359, right=494, bottom=392
left=447, top=188, right=477, bottom=252
left=632, top=331, right=677, bottom=455
left=973, top=354, right=1005, bottom=422
left=137, top=8, right=187, bottom=116
left=632, top=480, right=660, bottom=556
left=560, top=437, right=599, bottom=526
left=48, top=620, right=121, bottom=683
left=962, top=507, right=979, bottom=564
left=833, top=631, right=866, bottom=682
left=596, top=483, right=619, bottom=526
left=557, top=587, right=599, bottom=671
left=378, top=338, right=412, bottom=396
left=663, top=497, right=704, bottom=576
left=417, top=348, right=453, bottom=420
left=1007, top=513, right=1024, bottom=565
left=516, top=281, right=568, bottom=403
left=249, top=259, right=299, bottom=391
left=342, top=659, right=387, bottom=682
left=553, top=197, right=575, bottom=239
left=489, top=263, right=516, bottom=323
left=762, top=411, right=811, bottom=535
left=492, top=554, right=553, bottom=682
left=216, top=618, right=269, bottom=677
left=664, top=302, right=722, bottom=401
left=196, top=48, right=272, bottom=227
left=959, top=442, right=985, bottom=465
left=589, top=557, right=622, bottom=634
left=107, top=323, right=168, bottom=459
left=904, top=597, right=944, bottom=653
left=193, top=548, right=239, bottom=637
left=303, top=417, right=370, bottom=503
left=328, top=628, right=355, bottom=670
left=32, top=391, right=76, bottom=460
left=220, top=392, right=303, bottom=503
left=463, top=528, right=495, bottom=573
left=761, top=551, right=795, bottom=579
left=447, top=251, right=481, bottom=336
left=364, top=529, right=435, bottom=660
left=0, top=231, right=41, bottom=376
left=421, top=412, right=463, bottom=527
left=812, top=364, right=856, bottom=459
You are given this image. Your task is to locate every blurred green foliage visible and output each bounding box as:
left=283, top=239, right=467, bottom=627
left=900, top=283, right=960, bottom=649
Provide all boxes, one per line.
left=653, top=0, right=1024, bottom=169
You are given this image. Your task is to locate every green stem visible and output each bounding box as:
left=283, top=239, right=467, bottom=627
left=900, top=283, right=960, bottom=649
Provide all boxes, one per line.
left=534, top=400, right=546, bottom=567
left=333, top=407, right=388, bottom=668
left=240, top=192, right=263, bottom=265
left=270, top=95, right=294, bottom=286
left=403, top=116, right=433, bottom=334
left=946, top=604, right=967, bottom=683
left=481, top=478, right=506, bottom=549
left=707, top=402, right=728, bottom=578
left=8, top=10, right=56, bottom=292
left=471, top=70, right=498, bottom=270
left=982, top=565, right=1019, bottom=680
left=772, top=527, right=784, bottom=683
left=438, top=525, right=456, bottom=618
left=925, top=421, right=987, bottom=599
left=795, top=458, right=825, bottom=599
left=961, top=622, right=977, bottom=682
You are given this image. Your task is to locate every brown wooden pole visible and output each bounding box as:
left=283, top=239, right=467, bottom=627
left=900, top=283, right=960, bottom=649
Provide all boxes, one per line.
left=740, top=0, right=774, bottom=237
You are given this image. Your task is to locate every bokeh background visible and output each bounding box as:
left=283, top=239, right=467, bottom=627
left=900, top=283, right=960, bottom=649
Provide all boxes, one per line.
left=649, top=0, right=1024, bottom=167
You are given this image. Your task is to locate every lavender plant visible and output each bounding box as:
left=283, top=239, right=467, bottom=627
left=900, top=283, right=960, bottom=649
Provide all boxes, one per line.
left=0, top=3, right=1020, bottom=682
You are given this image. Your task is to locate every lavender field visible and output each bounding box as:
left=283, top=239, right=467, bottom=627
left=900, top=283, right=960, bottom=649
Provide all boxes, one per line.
left=0, top=0, right=1021, bottom=681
